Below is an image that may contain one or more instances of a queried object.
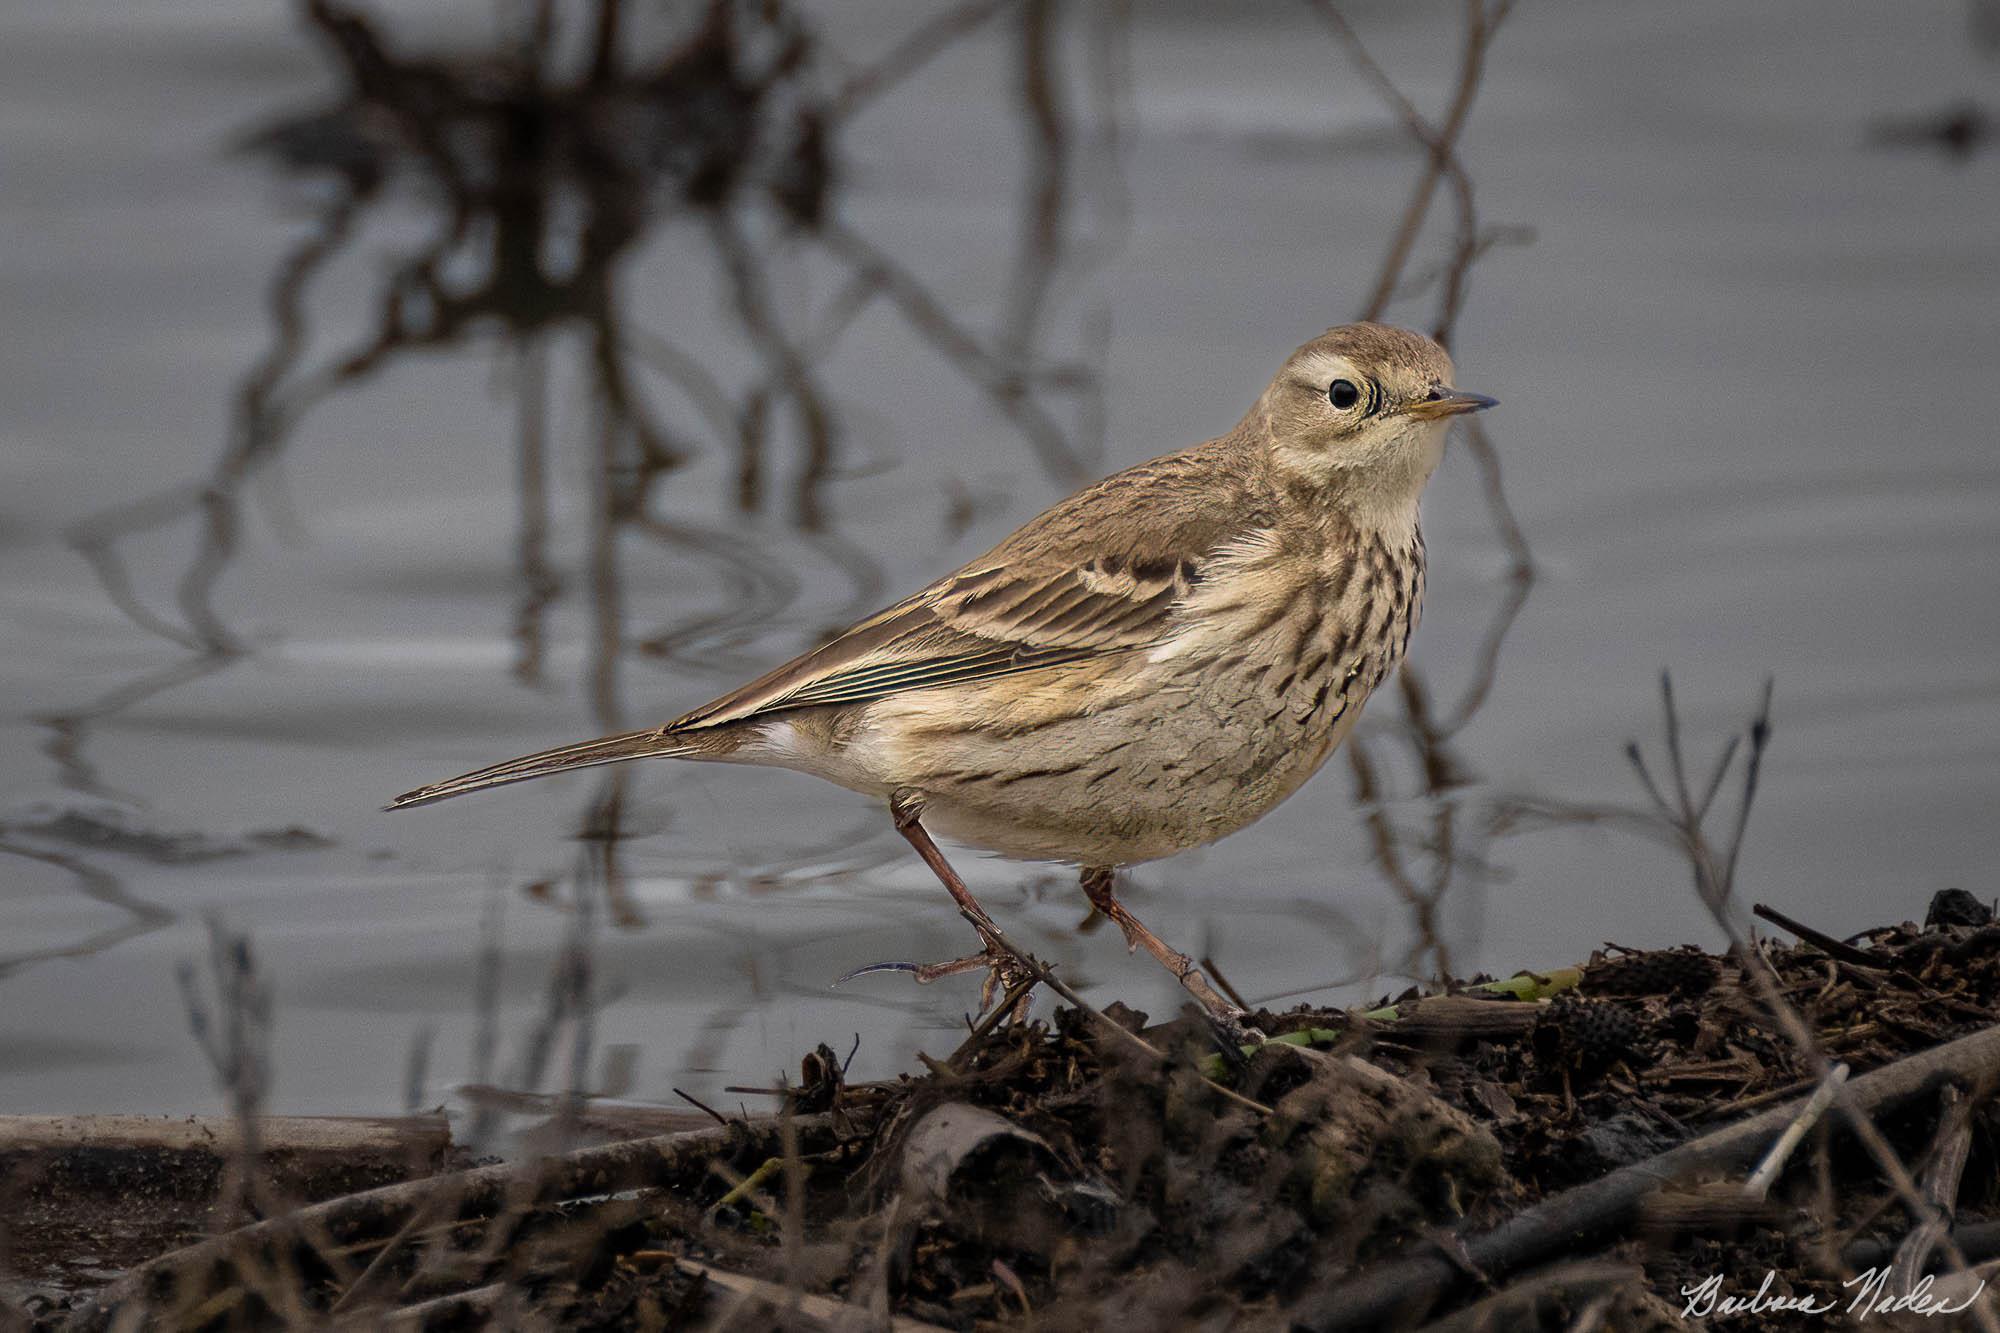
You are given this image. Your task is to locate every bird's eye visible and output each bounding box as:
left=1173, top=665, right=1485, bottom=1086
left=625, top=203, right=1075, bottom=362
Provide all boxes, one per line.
left=1328, top=379, right=1361, bottom=410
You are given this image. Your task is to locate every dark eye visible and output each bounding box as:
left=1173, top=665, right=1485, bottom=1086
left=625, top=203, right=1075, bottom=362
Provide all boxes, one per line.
left=1328, top=379, right=1361, bottom=410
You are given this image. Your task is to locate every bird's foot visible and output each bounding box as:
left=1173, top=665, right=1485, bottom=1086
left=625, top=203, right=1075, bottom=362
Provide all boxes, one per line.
left=833, top=940, right=1039, bottom=1022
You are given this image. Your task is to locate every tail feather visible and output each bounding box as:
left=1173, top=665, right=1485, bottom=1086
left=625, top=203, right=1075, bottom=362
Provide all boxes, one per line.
left=386, top=727, right=693, bottom=810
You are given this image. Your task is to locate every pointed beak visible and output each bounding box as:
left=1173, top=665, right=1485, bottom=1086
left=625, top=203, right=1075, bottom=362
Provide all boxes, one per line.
left=1402, top=387, right=1498, bottom=420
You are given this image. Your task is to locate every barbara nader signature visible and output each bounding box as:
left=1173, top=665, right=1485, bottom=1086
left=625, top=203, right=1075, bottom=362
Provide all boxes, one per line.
left=1682, top=1268, right=1987, bottom=1320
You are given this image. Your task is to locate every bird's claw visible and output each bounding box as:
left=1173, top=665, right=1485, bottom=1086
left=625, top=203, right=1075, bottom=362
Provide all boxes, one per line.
left=832, top=948, right=997, bottom=989
left=831, top=959, right=922, bottom=987
left=833, top=943, right=1039, bottom=1023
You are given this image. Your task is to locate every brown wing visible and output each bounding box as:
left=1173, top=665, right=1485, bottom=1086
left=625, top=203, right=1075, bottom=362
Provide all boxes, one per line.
left=670, top=436, right=1272, bottom=733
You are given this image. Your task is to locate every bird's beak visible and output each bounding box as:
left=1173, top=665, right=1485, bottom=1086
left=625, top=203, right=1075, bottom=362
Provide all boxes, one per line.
left=1402, top=388, right=1498, bottom=420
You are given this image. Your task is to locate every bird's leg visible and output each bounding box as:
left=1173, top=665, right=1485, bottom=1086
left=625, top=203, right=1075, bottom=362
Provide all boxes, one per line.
left=889, top=789, right=1006, bottom=936
left=862, top=789, right=1036, bottom=1018
left=1080, top=866, right=1259, bottom=1037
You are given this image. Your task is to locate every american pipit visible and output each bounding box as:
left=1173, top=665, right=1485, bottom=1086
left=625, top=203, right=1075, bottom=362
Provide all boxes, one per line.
left=390, top=322, right=1493, bottom=1032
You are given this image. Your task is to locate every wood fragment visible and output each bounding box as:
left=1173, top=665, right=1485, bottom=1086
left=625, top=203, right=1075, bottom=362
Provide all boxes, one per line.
left=1890, top=1084, right=1976, bottom=1291
left=0, top=1113, right=452, bottom=1161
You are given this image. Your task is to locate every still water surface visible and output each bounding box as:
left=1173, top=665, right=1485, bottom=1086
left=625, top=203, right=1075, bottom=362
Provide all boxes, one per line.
left=3, top=2, right=1997, bottom=1114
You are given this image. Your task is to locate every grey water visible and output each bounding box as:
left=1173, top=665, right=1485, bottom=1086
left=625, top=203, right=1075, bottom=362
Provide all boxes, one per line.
left=3, top=1, right=1997, bottom=1116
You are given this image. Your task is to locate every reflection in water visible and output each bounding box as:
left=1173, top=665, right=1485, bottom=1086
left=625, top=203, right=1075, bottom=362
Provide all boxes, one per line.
left=1871, top=100, right=1996, bottom=161
left=27, top=0, right=1551, bottom=1119
left=47, top=0, right=1125, bottom=758
left=22, top=0, right=1140, bottom=1133
left=36, top=0, right=1128, bottom=965
left=0, top=839, right=172, bottom=982
left=1305, top=0, right=1538, bottom=987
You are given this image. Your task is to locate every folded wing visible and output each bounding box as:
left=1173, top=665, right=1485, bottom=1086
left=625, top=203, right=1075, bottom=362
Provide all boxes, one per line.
left=671, top=439, right=1270, bottom=733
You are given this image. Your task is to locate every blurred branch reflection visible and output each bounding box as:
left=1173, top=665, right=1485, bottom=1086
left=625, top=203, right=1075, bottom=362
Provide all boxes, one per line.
left=0, top=838, right=174, bottom=981
left=1303, top=0, right=1537, bottom=990
left=33, top=0, right=1534, bottom=1021
left=41, top=0, right=1127, bottom=935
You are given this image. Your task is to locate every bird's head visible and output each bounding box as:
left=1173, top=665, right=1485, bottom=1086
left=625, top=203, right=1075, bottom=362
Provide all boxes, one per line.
left=1254, top=322, right=1495, bottom=512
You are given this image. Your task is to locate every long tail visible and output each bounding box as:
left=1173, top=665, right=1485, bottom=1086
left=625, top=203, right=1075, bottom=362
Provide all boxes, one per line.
left=385, top=727, right=696, bottom=810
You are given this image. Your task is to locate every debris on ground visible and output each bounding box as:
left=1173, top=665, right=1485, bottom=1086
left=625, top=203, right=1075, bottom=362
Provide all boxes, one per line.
left=12, top=889, right=2000, bottom=1330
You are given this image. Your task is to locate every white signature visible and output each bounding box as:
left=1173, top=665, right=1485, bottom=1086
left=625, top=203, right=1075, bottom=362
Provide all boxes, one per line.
left=1682, top=1268, right=1988, bottom=1320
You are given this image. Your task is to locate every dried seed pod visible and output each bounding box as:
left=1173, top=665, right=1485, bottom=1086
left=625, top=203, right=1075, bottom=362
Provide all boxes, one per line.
left=1567, top=1000, right=1645, bottom=1067
left=1582, top=950, right=1721, bottom=999
left=1535, top=995, right=1646, bottom=1074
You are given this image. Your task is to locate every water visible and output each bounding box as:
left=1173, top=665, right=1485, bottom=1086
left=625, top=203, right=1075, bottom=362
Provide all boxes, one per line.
left=3, top=1, right=1996, bottom=1116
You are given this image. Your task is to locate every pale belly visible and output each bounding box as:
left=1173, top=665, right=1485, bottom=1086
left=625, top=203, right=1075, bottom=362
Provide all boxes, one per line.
left=861, top=612, right=1405, bottom=865
left=909, top=676, right=1373, bottom=865
left=737, top=533, right=1423, bottom=867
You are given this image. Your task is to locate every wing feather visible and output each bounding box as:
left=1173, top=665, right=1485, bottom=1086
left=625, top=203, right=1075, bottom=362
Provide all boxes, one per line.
left=668, top=437, right=1274, bottom=733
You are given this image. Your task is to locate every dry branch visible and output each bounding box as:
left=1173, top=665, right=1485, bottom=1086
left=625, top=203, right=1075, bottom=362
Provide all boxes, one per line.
left=0, top=1114, right=451, bottom=1163
left=1890, top=1084, right=1978, bottom=1292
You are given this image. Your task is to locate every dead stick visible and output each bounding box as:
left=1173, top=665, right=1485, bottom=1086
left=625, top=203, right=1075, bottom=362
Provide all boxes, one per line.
left=1891, top=1084, right=1975, bottom=1291
left=1848, top=1220, right=2000, bottom=1272
left=1743, top=1062, right=1847, bottom=1200
left=1752, top=902, right=1890, bottom=970
left=1297, top=1021, right=2000, bottom=1332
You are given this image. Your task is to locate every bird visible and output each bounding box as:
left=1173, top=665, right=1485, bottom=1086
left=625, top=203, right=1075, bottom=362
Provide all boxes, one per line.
left=388, top=322, right=1494, bottom=1036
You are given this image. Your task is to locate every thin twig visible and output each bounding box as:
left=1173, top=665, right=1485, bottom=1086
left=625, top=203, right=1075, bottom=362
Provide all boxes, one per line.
left=1306, top=0, right=1507, bottom=326
left=673, top=1258, right=955, bottom=1333
left=73, top=1117, right=846, bottom=1328
left=672, top=1087, right=731, bottom=1127
left=1752, top=902, right=1888, bottom=971
left=1200, top=955, right=1253, bottom=1013
left=1743, top=1063, right=1847, bottom=1201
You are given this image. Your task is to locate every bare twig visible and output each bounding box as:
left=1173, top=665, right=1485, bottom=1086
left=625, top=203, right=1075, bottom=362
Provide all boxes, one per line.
left=1752, top=901, right=1889, bottom=970
left=509, top=333, right=560, bottom=684
left=1743, top=1062, right=1847, bottom=1201
left=1307, top=0, right=1512, bottom=328
left=673, top=1087, right=732, bottom=1127
left=0, top=839, right=172, bottom=979
left=818, top=218, right=1094, bottom=485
